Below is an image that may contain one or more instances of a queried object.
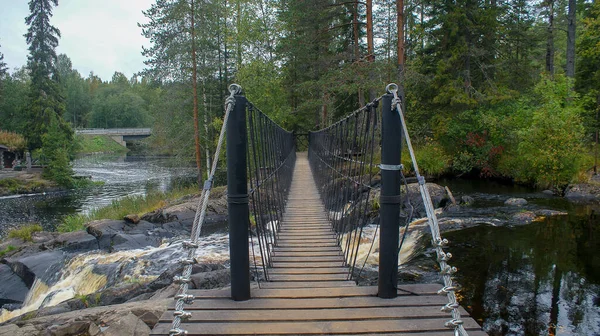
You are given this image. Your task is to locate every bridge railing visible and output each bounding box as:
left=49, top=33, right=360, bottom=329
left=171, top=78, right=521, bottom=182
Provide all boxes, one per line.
left=309, top=84, right=468, bottom=335
left=308, top=99, right=382, bottom=285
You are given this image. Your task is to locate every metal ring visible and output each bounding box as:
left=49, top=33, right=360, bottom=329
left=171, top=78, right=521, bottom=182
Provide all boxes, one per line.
left=229, top=83, right=242, bottom=95
left=386, top=83, right=399, bottom=93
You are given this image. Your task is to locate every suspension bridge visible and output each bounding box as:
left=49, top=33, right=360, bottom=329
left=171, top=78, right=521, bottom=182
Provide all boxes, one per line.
left=150, top=84, right=487, bottom=335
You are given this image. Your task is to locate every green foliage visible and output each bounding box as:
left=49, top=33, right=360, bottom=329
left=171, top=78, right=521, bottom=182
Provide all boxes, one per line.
left=500, top=75, right=586, bottom=188
left=41, top=114, right=75, bottom=187
left=413, top=142, right=451, bottom=177
left=0, top=245, right=17, bottom=258
left=7, top=224, right=43, bottom=242
left=0, top=130, right=27, bottom=151
left=89, top=88, right=150, bottom=128
left=75, top=135, right=128, bottom=154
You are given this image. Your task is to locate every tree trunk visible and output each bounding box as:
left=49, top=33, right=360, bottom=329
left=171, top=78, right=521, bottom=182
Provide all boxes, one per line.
left=566, top=0, right=576, bottom=78
left=366, top=0, right=376, bottom=101
left=191, top=0, right=202, bottom=184
left=397, top=0, right=405, bottom=108
left=546, top=0, right=555, bottom=75
left=353, top=1, right=365, bottom=107
left=236, top=0, right=242, bottom=69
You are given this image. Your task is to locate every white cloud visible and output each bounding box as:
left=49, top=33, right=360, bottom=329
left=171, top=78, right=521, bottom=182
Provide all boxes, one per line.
left=0, top=0, right=154, bottom=81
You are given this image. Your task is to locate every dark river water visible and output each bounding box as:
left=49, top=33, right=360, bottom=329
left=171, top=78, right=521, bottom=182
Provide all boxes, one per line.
left=0, top=154, right=197, bottom=236
left=0, top=159, right=598, bottom=335
left=440, top=179, right=600, bottom=336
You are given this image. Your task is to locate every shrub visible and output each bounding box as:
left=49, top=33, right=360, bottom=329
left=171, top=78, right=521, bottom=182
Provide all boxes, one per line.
left=0, top=130, right=26, bottom=151
left=7, top=224, right=43, bottom=242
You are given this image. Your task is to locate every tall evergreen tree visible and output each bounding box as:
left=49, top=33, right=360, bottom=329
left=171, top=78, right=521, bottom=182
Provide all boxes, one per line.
left=0, top=44, right=8, bottom=101
left=24, top=0, right=72, bottom=151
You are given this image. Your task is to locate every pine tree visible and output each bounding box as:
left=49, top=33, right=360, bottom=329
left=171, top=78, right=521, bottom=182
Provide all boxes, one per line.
left=24, top=0, right=72, bottom=151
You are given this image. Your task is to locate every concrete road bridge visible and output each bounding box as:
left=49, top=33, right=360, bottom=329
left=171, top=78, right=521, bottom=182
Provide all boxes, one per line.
left=75, top=128, right=152, bottom=146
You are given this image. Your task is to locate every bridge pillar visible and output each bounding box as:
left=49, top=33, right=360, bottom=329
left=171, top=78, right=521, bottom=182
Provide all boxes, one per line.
left=110, top=135, right=126, bottom=147
left=378, top=93, right=402, bottom=299
left=227, top=93, right=251, bottom=301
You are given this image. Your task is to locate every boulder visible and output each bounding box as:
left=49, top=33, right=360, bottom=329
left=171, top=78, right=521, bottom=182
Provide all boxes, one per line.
left=564, top=183, right=600, bottom=200
left=0, top=264, right=29, bottom=306
left=460, top=195, right=475, bottom=205
left=190, top=269, right=231, bottom=289
left=46, top=320, right=90, bottom=336
left=94, top=312, right=151, bottom=336
left=86, top=220, right=127, bottom=251
left=43, top=231, right=99, bottom=252
left=6, top=250, right=66, bottom=287
left=141, top=209, right=177, bottom=224
left=504, top=198, right=528, bottom=206
left=124, top=214, right=141, bottom=224
left=511, top=211, right=536, bottom=225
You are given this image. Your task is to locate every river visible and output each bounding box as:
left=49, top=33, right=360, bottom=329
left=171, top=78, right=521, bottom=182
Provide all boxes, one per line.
left=0, top=154, right=198, bottom=236
left=439, top=178, right=600, bottom=336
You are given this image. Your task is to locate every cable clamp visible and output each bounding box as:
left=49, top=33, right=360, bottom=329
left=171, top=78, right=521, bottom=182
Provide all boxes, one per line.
left=203, top=178, right=213, bottom=190
left=445, top=319, right=464, bottom=328
left=169, top=328, right=188, bottom=336
left=437, top=251, right=452, bottom=262
left=418, top=176, right=426, bottom=185
left=440, top=265, right=458, bottom=276
left=173, top=276, right=191, bottom=284
left=441, top=302, right=460, bottom=312
left=437, top=286, right=457, bottom=295
left=174, top=310, right=192, bottom=320
left=380, top=194, right=402, bottom=204
left=379, top=164, right=403, bottom=171
left=182, top=240, right=199, bottom=249
left=435, top=238, right=449, bottom=247
left=180, top=258, right=196, bottom=266
left=175, top=294, right=195, bottom=304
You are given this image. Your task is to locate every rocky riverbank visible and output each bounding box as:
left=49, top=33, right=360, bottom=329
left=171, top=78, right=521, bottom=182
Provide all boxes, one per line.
left=0, top=171, right=60, bottom=197
left=0, top=181, right=578, bottom=335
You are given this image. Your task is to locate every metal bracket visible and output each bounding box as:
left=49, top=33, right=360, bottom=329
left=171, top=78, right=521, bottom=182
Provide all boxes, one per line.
left=228, top=193, right=249, bottom=204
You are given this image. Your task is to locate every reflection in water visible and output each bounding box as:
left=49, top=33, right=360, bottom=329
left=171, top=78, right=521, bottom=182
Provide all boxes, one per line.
left=0, top=154, right=197, bottom=236
left=447, top=208, right=600, bottom=335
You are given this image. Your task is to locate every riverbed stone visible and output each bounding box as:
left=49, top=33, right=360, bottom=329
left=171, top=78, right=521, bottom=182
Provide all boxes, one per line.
left=0, top=263, right=29, bottom=305
left=124, top=214, right=141, bottom=224
left=46, top=320, right=90, bottom=336
left=44, top=230, right=99, bottom=252
left=140, top=208, right=178, bottom=224
left=460, top=195, right=475, bottom=205
left=511, top=211, right=536, bottom=224
left=190, top=269, right=231, bottom=289
left=6, top=250, right=66, bottom=287
left=504, top=198, right=528, bottom=206
left=97, top=312, right=151, bottom=336
left=564, top=183, right=600, bottom=200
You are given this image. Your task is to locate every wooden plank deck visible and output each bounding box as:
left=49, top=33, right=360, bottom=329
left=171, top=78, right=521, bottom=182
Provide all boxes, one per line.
left=151, top=153, right=486, bottom=335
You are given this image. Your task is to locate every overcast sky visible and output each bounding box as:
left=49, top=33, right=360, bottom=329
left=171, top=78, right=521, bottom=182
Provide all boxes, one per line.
left=0, top=0, right=154, bottom=81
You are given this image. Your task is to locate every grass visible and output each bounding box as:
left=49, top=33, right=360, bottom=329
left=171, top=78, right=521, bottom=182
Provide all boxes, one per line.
left=0, top=245, right=17, bottom=258
left=0, top=177, right=54, bottom=195
left=57, top=186, right=203, bottom=233
left=7, top=224, right=43, bottom=242
left=75, top=135, right=129, bottom=154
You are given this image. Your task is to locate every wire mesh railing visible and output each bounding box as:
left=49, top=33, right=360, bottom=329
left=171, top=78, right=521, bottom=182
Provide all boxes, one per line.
left=308, top=98, right=382, bottom=280
left=247, top=102, right=296, bottom=284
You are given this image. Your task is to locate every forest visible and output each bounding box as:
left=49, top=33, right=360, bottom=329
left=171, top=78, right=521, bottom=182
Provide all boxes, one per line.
left=0, top=0, right=599, bottom=190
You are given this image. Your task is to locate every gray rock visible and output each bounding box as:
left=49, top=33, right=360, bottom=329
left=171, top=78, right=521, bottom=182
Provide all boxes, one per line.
left=542, top=190, right=555, bottom=195
left=100, top=312, right=151, bottom=336
left=565, top=183, right=600, bottom=200
left=46, top=320, right=90, bottom=336
left=511, top=211, right=536, bottom=225
left=110, top=233, right=162, bottom=251
left=43, top=231, right=99, bottom=252
left=124, top=214, right=141, bottom=224
left=140, top=209, right=177, bottom=224
left=504, top=198, right=528, bottom=206
left=534, top=209, right=568, bottom=217
left=6, top=250, right=66, bottom=287
left=0, top=323, right=21, bottom=335
left=0, top=324, right=38, bottom=336
left=0, top=264, right=29, bottom=305
left=190, top=269, right=231, bottom=289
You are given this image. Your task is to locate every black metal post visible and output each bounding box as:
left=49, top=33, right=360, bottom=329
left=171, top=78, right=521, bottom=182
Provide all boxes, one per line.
left=378, top=93, right=402, bottom=298
left=227, top=94, right=251, bottom=301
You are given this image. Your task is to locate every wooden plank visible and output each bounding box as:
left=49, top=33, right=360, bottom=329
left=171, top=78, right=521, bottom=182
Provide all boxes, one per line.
left=268, top=267, right=348, bottom=275
left=268, top=274, right=351, bottom=281
left=172, top=295, right=448, bottom=310
left=271, top=256, right=345, bottom=262
left=271, top=261, right=345, bottom=268
left=273, top=251, right=342, bottom=257
left=273, top=246, right=340, bottom=252
left=258, top=281, right=355, bottom=289
left=159, top=306, right=465, bottom=322
left=151, top=317, right=482, bottom=335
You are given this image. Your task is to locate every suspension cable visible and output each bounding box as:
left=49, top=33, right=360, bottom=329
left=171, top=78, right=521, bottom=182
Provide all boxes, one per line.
left=386, top=83, right=468, bottom=336
left=168, top=84, right=241, bottom=336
